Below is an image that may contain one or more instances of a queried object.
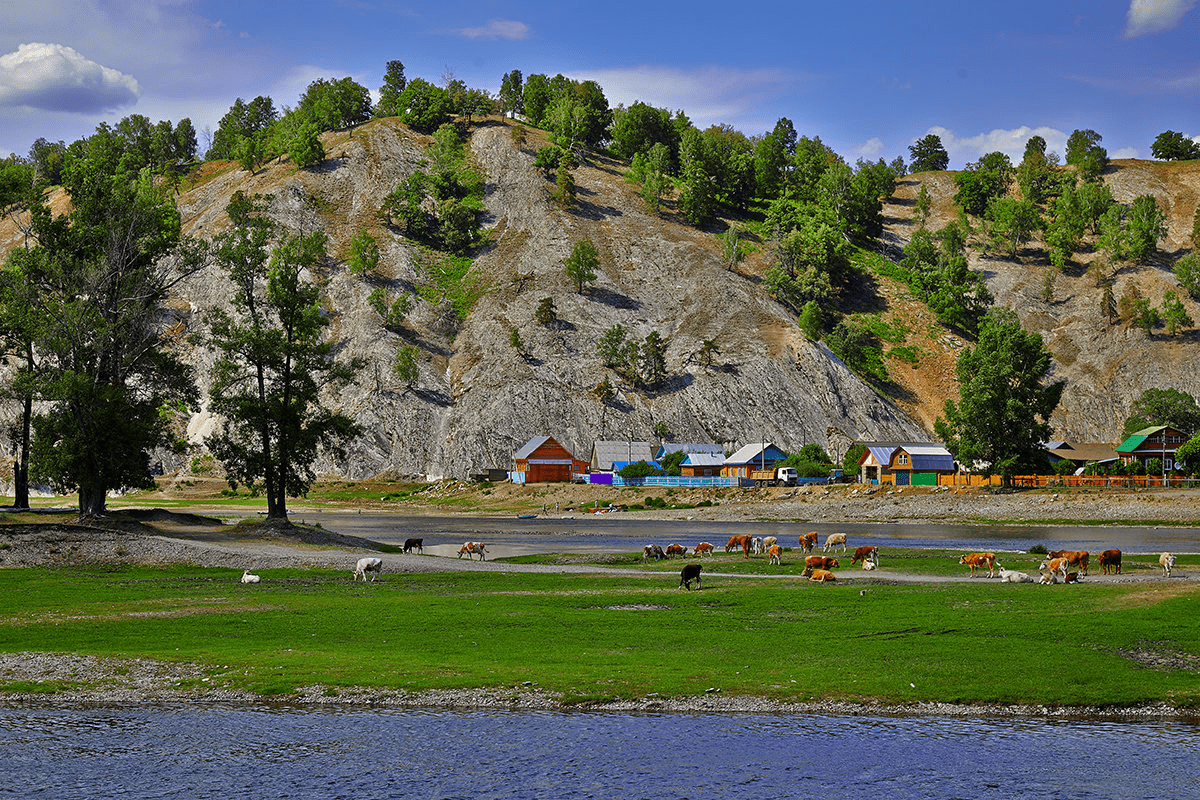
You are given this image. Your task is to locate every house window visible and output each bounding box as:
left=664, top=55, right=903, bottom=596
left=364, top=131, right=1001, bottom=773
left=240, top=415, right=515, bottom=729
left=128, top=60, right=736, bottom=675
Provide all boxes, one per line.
left=898, top=453, right=909, bottom=465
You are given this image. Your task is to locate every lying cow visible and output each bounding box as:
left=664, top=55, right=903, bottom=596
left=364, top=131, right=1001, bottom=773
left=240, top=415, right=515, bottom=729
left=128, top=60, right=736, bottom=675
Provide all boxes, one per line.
left=679, top=563, right=702, bottom=591
left=725, top=534, right=753, bottom=558
left=805, top=555, right=839, bottom=570
left=1160, top=552, right=1176, bottom=578
left=999, top=567, right=1035, bottom=583
left=241, top=569, right=261, bottom=584
left=353, top=557, right=383, bottom=582
left=665, top=543, right=687, bottom=558
left=959, top=553, right=997, bottom=578
left=823, top=532, right=848, bottom=553
left=1048, top=549, right=1090, bottom=576
left=457, top=542, right=487, bottom=560
left=694, top=542, right=715, bottom=557
left=805, top=568, right=837, bottom=582
left=798, top=532, right=819, bottom=554
left=851, top=546, right=878, bottom=568
left=643, top=544, right=666, bottom=561
left=768, top=545, right=782, bottom=565
left=403, top=537, right=424, bottom=554
left=1098, top=548, right=1121, bottom=575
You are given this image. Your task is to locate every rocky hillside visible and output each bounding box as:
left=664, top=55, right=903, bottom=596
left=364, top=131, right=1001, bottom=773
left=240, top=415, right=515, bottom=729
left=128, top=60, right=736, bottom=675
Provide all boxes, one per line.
left=4, top=118, right=1198, bottom=481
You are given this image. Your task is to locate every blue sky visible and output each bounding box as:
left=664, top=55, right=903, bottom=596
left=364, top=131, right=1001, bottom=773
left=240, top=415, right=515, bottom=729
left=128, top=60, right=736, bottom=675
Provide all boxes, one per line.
left=2, top=0, right=1198, bottom=169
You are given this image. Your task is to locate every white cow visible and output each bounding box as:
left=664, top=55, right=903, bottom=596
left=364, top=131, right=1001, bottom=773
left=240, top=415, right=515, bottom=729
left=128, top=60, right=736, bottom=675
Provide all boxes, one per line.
left=751, top=537, right=764, bottom=555
left=353, top=557, right=383, bottom=582
left=823, top=532, right=847, bottom=553
left=1160, top=552, right=1176, bottom=578
left=999, top=567, right=1035, bottom=583
left=458, top=542, right=487, bottom=561
left=241, top=570, right=261, bottom=584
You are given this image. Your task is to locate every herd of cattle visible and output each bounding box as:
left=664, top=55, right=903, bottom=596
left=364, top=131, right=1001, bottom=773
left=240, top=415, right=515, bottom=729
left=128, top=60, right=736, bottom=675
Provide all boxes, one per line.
left=236, top=532, right=1182, bottom=589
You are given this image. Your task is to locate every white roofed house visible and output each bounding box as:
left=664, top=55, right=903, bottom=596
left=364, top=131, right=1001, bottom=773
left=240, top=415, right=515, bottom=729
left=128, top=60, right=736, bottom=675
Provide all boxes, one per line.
left=590, top=440, right=654, bottom=473
left=858, top=442, right=956, bottom=486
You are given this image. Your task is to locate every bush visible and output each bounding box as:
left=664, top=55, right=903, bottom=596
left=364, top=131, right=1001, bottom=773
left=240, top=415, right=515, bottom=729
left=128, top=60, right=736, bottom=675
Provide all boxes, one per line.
left=1028, top=544, right=1048, bottom=555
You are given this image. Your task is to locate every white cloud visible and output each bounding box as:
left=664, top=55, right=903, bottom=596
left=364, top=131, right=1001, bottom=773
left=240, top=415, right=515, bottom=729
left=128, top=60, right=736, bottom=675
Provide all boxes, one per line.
left=0, top=42, right=139, bottom=112
left=1123, top=0, right=1197, bottom=38
left=920, top=125, right=1068, bottom=168
left=853, top=137, right=885, bottom=159
left=569, top=64, right=805, bottom=131
left=1111, top=146, right=1141, bottom=159
left=451, top=19, right=531, bottom=41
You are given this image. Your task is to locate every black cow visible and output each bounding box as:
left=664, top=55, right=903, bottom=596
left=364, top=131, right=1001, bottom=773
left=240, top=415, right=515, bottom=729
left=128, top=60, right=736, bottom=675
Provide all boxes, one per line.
left=679, top=563, right=703, bottom=591
left=403, top=537, right=423, bottom=554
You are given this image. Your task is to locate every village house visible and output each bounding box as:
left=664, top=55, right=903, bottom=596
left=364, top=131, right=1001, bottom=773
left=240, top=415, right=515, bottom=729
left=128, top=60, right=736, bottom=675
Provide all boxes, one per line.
left=1115, top=426, right=1187, bottom=472
left=1044, top=440, right=1119, bottom=474
left=722, top=442, right=789, bottom=479
left=511, top=436, right=587, bottom=483
left=655, top=442, right=726, bottom=461
left=680, top=453, right=725, bottom=477
left=858, top=442, right=956, bottom=485
left=590, top=440, right=654, bottom=473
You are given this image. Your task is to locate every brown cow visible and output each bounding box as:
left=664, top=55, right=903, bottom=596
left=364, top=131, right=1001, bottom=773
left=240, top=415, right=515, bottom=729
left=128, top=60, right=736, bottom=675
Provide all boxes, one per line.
left=665, top=543, right=687, bottom=558
left=768, top=545, right=782, bottom=565
left=851, top=546, right=879, bottom=567
left=1048, top=550, right=1090, bottom=576
left=1039, top=557, right=1069, bottom=583
left=725, top=534, right=753, bottom=558
left=959, top=552, right=996, bottom=577
left=805, top=555, right=839, bottom=570
left=799, top=532, right=819, bottom=553
left=694, top=542, right=715, bottom=557
left=805, top=568, right=837, bottom=582
left=1098, top=549, right=1122, bottom=575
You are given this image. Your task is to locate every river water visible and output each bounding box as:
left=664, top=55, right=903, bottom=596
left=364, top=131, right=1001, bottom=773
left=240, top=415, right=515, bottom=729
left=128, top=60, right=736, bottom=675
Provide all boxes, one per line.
left=2, top=704, right=1198, bottom=799
left=272, top=510, right=1200, bottom=556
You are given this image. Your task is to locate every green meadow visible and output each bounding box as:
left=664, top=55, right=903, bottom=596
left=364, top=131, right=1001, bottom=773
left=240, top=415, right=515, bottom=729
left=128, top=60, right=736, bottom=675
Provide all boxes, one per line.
left=2, top=557, right=1198, bottom=708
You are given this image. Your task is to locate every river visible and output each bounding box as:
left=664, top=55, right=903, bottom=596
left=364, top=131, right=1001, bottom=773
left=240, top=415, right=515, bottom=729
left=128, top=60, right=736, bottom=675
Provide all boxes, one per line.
left=2, top=704, right=1197, bottom=799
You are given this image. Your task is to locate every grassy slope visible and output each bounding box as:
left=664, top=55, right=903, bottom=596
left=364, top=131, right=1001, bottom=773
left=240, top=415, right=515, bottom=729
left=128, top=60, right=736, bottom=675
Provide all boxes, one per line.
left=2, top=561, right=1197, bottom=708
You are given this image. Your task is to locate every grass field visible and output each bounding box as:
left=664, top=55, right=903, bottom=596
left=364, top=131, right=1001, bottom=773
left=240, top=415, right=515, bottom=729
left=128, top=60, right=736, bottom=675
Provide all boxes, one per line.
left=2, top=559, right=1198, bottom=708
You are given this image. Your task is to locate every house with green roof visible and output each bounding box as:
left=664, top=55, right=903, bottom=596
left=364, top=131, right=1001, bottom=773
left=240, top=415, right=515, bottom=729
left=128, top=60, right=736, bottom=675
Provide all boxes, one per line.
left=1115, top=425, right=1188, bottom=472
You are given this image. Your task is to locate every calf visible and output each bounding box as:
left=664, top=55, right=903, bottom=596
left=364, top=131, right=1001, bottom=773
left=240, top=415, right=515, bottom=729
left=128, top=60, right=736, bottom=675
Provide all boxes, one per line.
left=457, top=542, right=487, bottom=560
left=805, top=568, right=837, bottom=582
left=823, top=532, right=848, bottom=553
left=1160, top=552, right=1176, bottom=578
left=799, top=532, right=819, bottom=554
left=241, top=569, right=261, bottom=584
left=403, top=537, right=424, bottom=554
left=751, top=537, right=764, bottom=555
left=665, top=543, right=687, bottom=558
left=1048, top=549, right=1090, bottom=576
left=1098, top=549, right=1122, bottom=575
left=768, top=545, right=782, bottom=565
left=959, top=553, right=997, bottom=578
left=694, top=542, right=715, bottom=557
left=679, top=563, right=703, bottom=591
left=725, top=534, right=753, bottom=558
left=353, top=557, right=383, bottom=582
left=850, top=546, right=879, bottom=567
left=999, top=567, right=1035, bottom=583
left=643, top=544, right=666, bottom=561
left=1039, top=557, right=1068, bottom=584
left=805, top=555, right=839, bottom=570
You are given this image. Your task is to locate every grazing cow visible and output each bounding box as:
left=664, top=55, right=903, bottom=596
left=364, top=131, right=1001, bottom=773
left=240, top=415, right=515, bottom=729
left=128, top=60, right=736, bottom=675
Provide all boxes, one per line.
left=768, top=545, right=782, bottom=565
left=725, top=534, right=753, bottom=558
left=851, top=546, right=879, bottom=567
left=643, top=544, right=666, bottom=561
left=665, top=543, right=687, bottom=558
left=694, top=542, right=715, bottom=557
left=805, top=568, right=837, bottom=582
left=751, top=537, right=764, bottom=555
left=241, top=570, right=261, bottom=584
left=762, top=536, right=778, bottom=552
left=1039, top=557, right=1068, bottom=584
left=1048, top=550, right=1090, bottom=576
left=1160, top=552, right=1176, bottom=578
left=403, top=537, right=424, bottom=554
left=999, top=568, right=1035, bottom=583
left=679, top=563, right=703, bottom=591
left=353, top=557, right=383, bottom=582
left=1098, top=549, right=1122, bottom=575
left=799, top=532, right=819, bottom=554
left=959, top=553, right=997, bottom=578
left=457, top=542, right=487, bottom=560
left=805, top=555, right=839, bottom=570
left=823, top=533, right=848, bottom=553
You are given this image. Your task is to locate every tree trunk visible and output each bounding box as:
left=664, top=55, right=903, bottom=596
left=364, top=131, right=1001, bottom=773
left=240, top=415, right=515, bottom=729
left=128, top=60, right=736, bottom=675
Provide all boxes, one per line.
left=78, top=484, right=106, bottom=517
left=13, top=393, right=31, bottom=510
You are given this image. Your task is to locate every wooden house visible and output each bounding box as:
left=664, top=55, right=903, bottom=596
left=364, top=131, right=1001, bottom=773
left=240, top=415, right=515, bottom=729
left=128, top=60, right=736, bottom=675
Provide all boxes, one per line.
left=680, top=453, right=725, bottom=477
left=1115, top=426, right=1188, bottom=472
left=722, top=442, right=789, bottom=479
left=859, top=442, right=955, bottom=485
left=512, top=436, right=585, bottom=483
left=590, top=440, right=654, bottom=473
left=1045, top=441, right=1119, bottom=474
left=655, top=443, right=725, bottom=461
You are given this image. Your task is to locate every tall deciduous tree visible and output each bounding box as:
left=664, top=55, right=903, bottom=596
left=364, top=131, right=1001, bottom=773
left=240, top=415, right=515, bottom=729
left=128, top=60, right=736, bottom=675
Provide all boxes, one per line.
left=1123, top=388, right=1200, bottom=437
left=934, top=309, right=1064, bottom=485
left=563, top=238, right=599, bottom=293
left=1065, top=129, right=1108, bottom=181
left=206, top=193, right=362, bottom=519
left=1150, top=130, right=1200, bottom=161
left=498, top=69, right=524, bottom=118
left=376, top=61, right=407, bottom=118
left=908, top=134, right=949, bottom=173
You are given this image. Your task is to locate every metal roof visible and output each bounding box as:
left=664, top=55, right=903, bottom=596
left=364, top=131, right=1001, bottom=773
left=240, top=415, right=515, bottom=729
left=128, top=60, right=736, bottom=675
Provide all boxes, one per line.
left=682, top=453, right=726, bottom=467
left=656, top=443, right=725, bottom=459
left=725, top=442, right=788, bottom=465
left=591, top=440, right=654, bottom=470
left=513, top=436, right=552, bottom=460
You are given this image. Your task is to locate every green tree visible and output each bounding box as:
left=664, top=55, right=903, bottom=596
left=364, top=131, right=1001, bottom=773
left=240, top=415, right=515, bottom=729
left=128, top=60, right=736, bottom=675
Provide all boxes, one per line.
left=207, top=96, right=277, bottom=161
left=842, top=442, right=867, bottom=476
left=799, top=300, right=823, bottom=340
left=393, top=344, right=419, bottom=389
left=397, top=78, right=453, bottom=133
left=908, top=134, right=949, bottom=173
left=1130, top=296, right=1161, bottom=334
left=206, top=198, right=362, bottom=519
left=1065, top=129, right=1108, bottom=181
left=1174, top=252, right=1200, bottom=300
left=1077, top=180, right=1115, bottom=235
left=563, top=238, right=599, bottom=293
left=913, top=183, right=932, bottom=229
left=376, top=60, right=407, bottom=118
left=552, top=159, right=577, bottom=207
left=288, top=119, right=325, bottom=168
left=1160, top=289, right=1193, bottom=335
left=640, top=330, right=667, bottom=388
left=611, top=101, right=678, bottom=165
left=1125, top=194, right=1167, bottom=262
left=498, top=69, right=524, bottom=118
left=1175, top=431, right=1200, bottom=473
left=347, top=228, right=381, bottom=275
left=677, top=127, right=718, bottom=225
left=1150, top=130, right=1200, bottom=161
left=298, top=77, right=372, bottom=132
left=826, top=317, right=888, bottom=383
left=934, top=308, right=1064, bottom=485
left=953, top=151, right=1012, bottom=216
left=660, top=448, right=686, bottom=476
left=522, top=74, right=553, bottom=127
left=986, top=196, right=1041, bottom=259
left=1044, top=183, right=1087, bottom=268
left=598, top=324, right=626, bottom=368
left=535, top=297, right=558, bottom=326
left=1123, top=388, right=1200, bottom=437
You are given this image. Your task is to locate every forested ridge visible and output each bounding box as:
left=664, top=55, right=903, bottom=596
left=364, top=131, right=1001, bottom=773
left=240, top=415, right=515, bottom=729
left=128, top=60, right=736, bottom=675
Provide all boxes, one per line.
left=2, top=62, right=1199, bottom=504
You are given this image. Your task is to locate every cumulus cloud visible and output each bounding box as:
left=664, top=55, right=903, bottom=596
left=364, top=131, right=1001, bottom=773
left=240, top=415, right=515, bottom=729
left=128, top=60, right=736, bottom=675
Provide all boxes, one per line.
left=852, top=137, right=886, bottom=159
left=570, top=64, right=805, bottom=131
left=1123, top=0, right=1197, bottom=38
left=920, top=125, right=1068, bottom=168
left=451, top=19, right=531, bottom=40
left=0, top=42, right=139, bottom=112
